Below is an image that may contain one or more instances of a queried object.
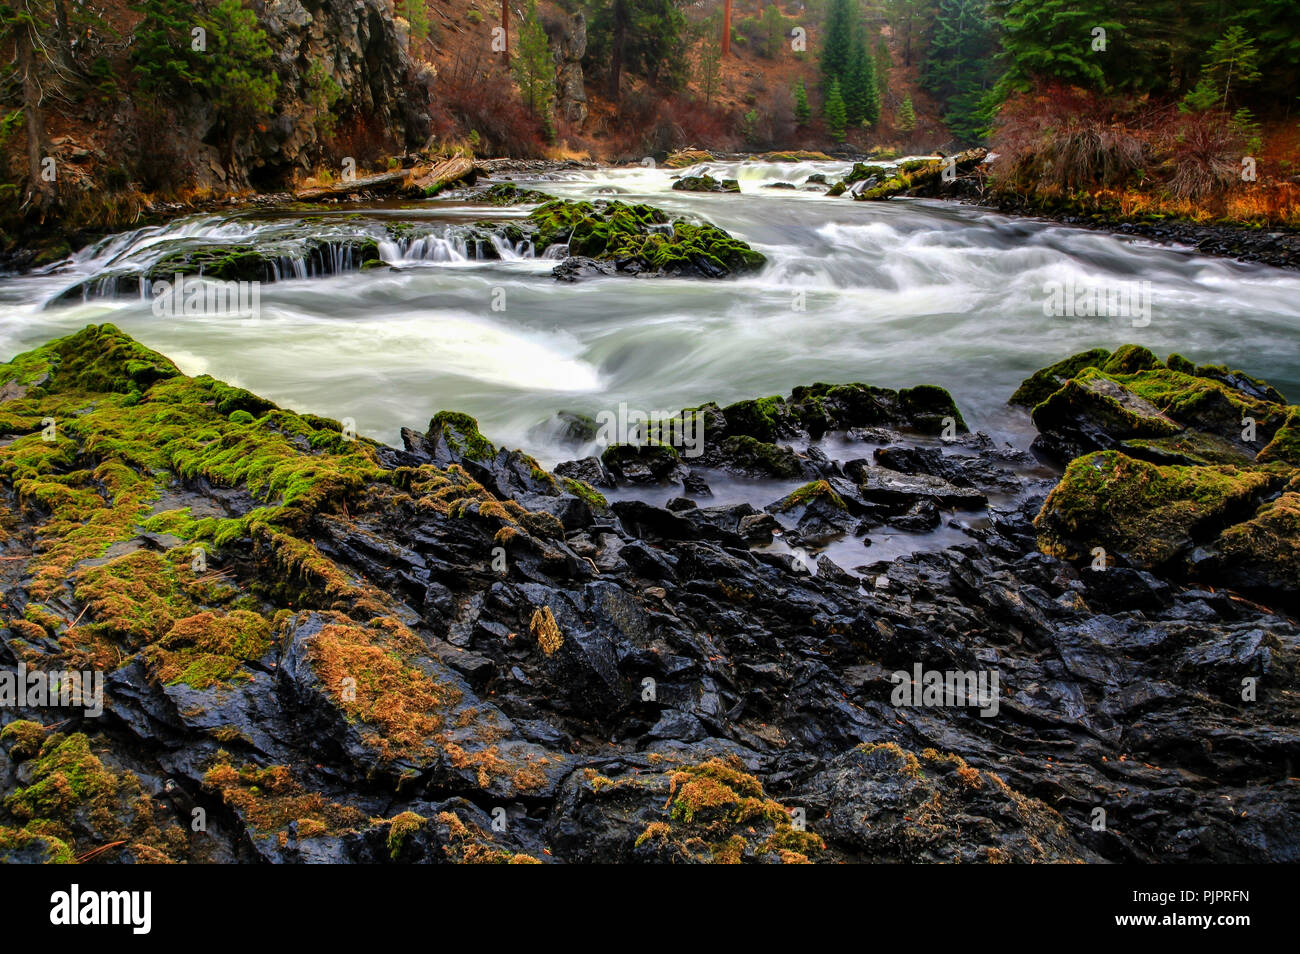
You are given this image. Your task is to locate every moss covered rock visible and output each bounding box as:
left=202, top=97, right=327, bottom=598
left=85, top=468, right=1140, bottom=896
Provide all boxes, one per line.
left=1024, top=347, right=1300, bottom=602
left=671, top=175, right=741, bottom=193
left=527, top=199, right=765, bottom=279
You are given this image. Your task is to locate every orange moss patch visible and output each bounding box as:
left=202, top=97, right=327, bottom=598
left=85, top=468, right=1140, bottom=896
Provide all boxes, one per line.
left=202, top=756, right=367, bottom=837
left=529, top=606, right=563, bottom=655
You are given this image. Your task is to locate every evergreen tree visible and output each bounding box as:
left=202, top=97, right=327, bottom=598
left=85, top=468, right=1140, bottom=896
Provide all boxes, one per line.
left=697, top=30, right=723, bottom=106
left=202, top=0, right=279, bottom=171
left=793, top=78, right=811, bottom=123
left=513, top=0, right=556, bottom=135
left=824, top=78, right=848, bottom=139
left=760, top=3, right=786, bottom=59
left=897, top=95, right=916, bottom=131
left=129, top=0, right=204, bottom=98
left=1195, top=26, right=1262, bottom=111
left=843, top=24, right=880, bottom=126
left=584, top=0, right=690, bottom=99
left=990, top=0, right=1119, bottom=94
left=399, top=0, right=430, bottom=44
left=874, top=34, right=892, bottom=97
left=923, top=0, right=998, bottom=143
left=820, top=0, right=854, bottom=90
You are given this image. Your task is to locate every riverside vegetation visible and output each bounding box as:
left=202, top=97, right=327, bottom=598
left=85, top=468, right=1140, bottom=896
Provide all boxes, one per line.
left=0, top=325, right=1295, bottom=863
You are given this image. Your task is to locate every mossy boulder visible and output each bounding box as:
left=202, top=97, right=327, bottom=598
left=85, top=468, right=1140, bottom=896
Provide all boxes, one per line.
left=469, top=182, right=553, bottom=205
left=1025, top=346, right=1300, bottom=604
left=717, top=435, right=805, bottom=479
left=852, top=149, right=987, bottom=201
left=527, top=199, right=765, bottom=279
left=1010, top=348, right=1111, bottom=408
left=772, top=479, right=847, bottom=513
left=145, top=236, right=381, bottom=283
left=1035, top=450, right=1275, bottom=569
left=671, top=175, right=741, bottom=193
left=721, top=395, right=792, bottom=443
left=899, top=385, right=968, bottom=435
left=601, top=441, right=683, bottom=483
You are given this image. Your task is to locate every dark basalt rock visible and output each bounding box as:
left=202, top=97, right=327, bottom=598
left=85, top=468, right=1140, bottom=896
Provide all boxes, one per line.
left=0, top=326, right=1296, bottom=865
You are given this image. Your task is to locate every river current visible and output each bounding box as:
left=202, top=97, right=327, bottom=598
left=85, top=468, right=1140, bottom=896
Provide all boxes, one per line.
left=3, top=158, right=1297, bottom=470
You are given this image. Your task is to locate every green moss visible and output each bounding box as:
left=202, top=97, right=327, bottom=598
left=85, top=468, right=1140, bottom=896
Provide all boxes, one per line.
left=387, top=810, right=426, bottom=859
left=1035, top=450, right=1274, bottom=567
left=471, top=183, right=553, bottom=205
left=1010, top=348, right=1111, bottom=407
left=718, top=435, right=803, bottom=478
left=1214, top=492, right=1300, bottom=589
left=776, top=479, right=846, bottom=512
left=1032, top=368, right=1184, bottom=443
left=0, top=825, right=74, bottom=864
left=526, top=199, right=765, bottom=276
left=4, top=733, right=117, bottom=821
left=1258, top=407, right=1300, bottom=466
left=899, top=384, right=967, bottom=433
left=430, top=411, right=496, bottom=462
left=722, top=395, right=788, bottom=442
left=0, top=719, right=49, bottom=761
left=1101, top=344, right=1163, bottom=375
left=561, top=476, right=608, bottom=509
left=146, top=609, right=274, bottom=689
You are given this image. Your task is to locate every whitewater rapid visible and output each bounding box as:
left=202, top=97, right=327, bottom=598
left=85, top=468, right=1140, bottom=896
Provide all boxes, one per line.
left=2, top=158, right=1298, bottom=468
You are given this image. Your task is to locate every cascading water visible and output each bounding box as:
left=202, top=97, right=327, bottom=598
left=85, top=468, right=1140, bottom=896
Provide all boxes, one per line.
left=2, top=160, right=1298, bottom=473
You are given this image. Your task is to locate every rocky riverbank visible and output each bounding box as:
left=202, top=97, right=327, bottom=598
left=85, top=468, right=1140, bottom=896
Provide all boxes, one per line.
left=819, top=151, right=1300, bottom=272
left=0, top=326, right=1296, bottom=864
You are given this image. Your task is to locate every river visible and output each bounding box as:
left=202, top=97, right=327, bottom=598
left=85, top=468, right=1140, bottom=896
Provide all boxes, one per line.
left=2, top=158, right=1298, bottom=469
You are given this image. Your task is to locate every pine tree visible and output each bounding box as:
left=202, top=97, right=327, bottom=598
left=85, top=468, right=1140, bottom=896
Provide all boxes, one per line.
left=820, top=0, right=854, bottom=90
left=698, top=33, right=723, bottom=106
left=1197, top=26, right=1262, bottom=111
left=897, top=95, right=916, bottom=132
left=400, top=0, right=430, bottom=44
left=874, top=34, right=891, bottom=97
left=844, top=23, right=880, bottom=127
left=824, top=78, right=848, bottom=140
left=793, top=78, right=811, bottom=123
left=513, top=0, right=556, bottom=137
left=923, top=0, right=998, bottom=143
left=129, top=0, right=204, bottom=98
left=202, top=0, right=279, bottom=172
left=760, top=3, right=786, bottom=60
left=990, top=0, right=1119, bottom=94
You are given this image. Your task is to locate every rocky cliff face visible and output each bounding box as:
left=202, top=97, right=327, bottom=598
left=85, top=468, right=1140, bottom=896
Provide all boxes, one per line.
left=552, top=11, right=588, bottom=129
left=187, top=0, right=435, bottom=189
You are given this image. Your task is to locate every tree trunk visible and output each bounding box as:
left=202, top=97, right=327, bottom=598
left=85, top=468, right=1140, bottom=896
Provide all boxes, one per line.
left=51, top=0, right=78, bottom=75
left=609, top=0, right=626, bottom=101
left=501, top=0, right=509, bottom=60
left=722, top=0, right=732, bottom=57
left=16, top=17, right=56, bottom=215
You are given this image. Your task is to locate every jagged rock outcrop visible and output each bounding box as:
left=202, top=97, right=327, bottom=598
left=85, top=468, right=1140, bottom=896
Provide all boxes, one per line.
left=0, top=327, right=1296, bottom=864
left=180, top=0, right=435, bottom=190
left=552, top=11, right=589, bottom=128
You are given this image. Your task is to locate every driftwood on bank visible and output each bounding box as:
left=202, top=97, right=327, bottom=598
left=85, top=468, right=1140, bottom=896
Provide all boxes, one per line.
left=293, top=157, right=483, bottom=201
